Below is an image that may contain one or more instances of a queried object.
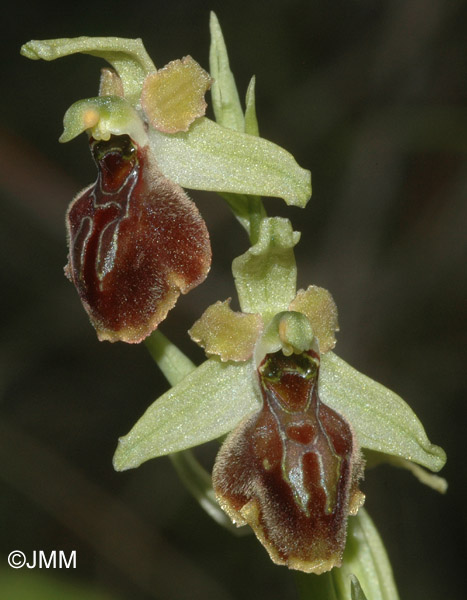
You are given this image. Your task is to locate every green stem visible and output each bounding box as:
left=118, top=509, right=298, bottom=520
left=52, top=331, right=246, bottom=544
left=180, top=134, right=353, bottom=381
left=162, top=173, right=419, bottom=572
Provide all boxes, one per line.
left=247, top=195, right=267, bottom=245
left=220, top=192, right=267, bottom=245
left=145, top=329, right=195, bottom=386
left=170, top=449, right=246, bottom=535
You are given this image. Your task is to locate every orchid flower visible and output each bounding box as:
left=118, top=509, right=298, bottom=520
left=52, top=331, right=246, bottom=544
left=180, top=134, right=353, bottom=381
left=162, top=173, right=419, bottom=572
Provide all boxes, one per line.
left=21, top=20, right=309, bottom=342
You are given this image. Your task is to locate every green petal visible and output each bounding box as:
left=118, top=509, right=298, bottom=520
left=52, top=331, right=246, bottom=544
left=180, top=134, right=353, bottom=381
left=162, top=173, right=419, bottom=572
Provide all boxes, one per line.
left=232, top=217, right=300, bottom=318
left=209, top=12, right=245, bottom=131
left=148, top=117, right=311, bottom=206
left=21, top=36, right=155, bottom=105
left=113, top=358, right=260, bottom=470
left=59, top=96, right=147, bottom=146
left=319, top=352, right=446, bottom=473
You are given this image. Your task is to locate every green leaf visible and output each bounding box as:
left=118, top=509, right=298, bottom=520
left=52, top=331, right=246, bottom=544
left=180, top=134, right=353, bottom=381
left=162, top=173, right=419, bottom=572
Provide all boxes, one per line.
left=21, top=36, right=156, bottom=105
left=148, top=117, right=311, bottom=206
left=113, top=358, right=260, bottom=470
left=319, top=352, right=446, bottom=472
left=232, top=217, right=300, bottom=318
left=209, top=12, right=245, bottom=131
left=334, top=509, right=400, bottom=600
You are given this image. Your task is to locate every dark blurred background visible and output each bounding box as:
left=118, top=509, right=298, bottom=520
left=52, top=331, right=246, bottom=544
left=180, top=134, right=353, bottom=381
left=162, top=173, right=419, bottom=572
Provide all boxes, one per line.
left=1, top=1, right=465, bottom=598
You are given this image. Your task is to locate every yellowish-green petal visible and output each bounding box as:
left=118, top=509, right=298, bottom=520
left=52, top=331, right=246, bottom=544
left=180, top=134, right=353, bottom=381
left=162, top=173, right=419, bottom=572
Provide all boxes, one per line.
left=188, top=300, right=263, bottom=361
left=113, top=358, right=260, bottom=471
left=289, top=285, right=339, bottom=353
left=319, top=352, right=446, bottom=473
left=141, top=56, right=212, bottom=133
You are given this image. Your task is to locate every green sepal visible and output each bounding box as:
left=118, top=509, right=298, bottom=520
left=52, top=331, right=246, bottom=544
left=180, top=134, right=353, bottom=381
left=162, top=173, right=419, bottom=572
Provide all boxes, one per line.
left=59, top=96, right=148, bottom=147
left=21, top=36, right=155, bottom=105
left=113, top=358, right=260, bottom=471
left=319, top=352, right=446, bottom=473
left=232, top=217, right=300, bottom=318
left=148, top=117, right=311, bottom=206
left=209, top=12, right=245, bottom=131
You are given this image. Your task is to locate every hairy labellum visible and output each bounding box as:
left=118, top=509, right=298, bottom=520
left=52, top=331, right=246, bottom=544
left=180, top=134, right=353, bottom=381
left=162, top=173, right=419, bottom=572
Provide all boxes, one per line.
left=65, top=134, right=211, bottom=342
left=213, top=349, right=364, bottom=573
